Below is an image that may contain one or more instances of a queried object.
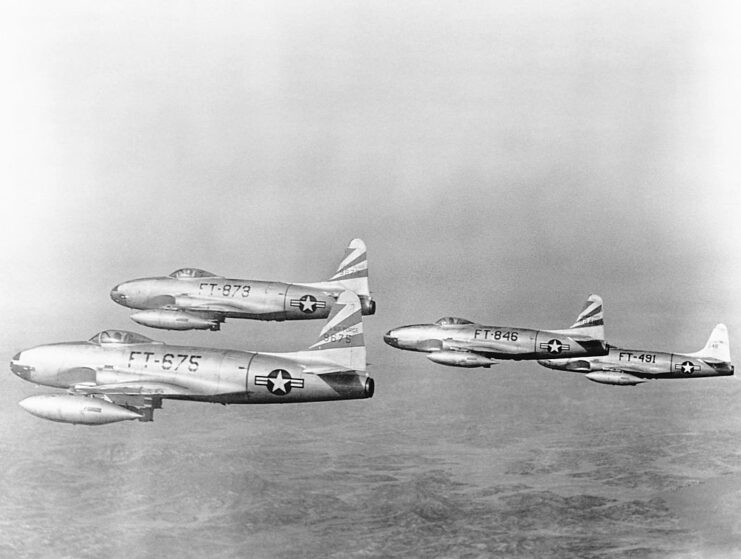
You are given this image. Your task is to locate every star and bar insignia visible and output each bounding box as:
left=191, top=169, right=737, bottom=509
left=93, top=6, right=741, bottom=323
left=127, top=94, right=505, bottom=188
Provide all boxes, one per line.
left=539, top=339, right=570, bottom=354
left=675, top=360, right=700, bottom=375
left=289, top=294, right=327, bottom=314
left=255, top=369, right=305, bottom=395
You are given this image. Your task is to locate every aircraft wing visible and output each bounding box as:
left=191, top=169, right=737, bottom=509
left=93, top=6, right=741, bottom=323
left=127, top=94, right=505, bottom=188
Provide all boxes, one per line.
left=72, top=381, right=196, bottom=396
left=301, top=365, right=357, bottom=375
left=166, top=297, right=245, bottom=314
left=443, top=338, right=530, bottom=356
left=167, top=295, right=289, bottom=315
left=601, top=365, right=654, bottom=377
left=70, top=381, right=197, bottom=421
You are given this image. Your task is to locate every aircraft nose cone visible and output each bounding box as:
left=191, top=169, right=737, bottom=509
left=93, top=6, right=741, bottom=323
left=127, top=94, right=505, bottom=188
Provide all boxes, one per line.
left=383, top=331, right=399, bottom=347
left=10, top=352, right=33, bottom=380
left=110, top=286, right=127, bottom=304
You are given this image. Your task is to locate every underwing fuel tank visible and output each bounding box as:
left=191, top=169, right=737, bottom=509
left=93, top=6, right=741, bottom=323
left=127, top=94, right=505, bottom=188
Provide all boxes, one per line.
left=18, top=394, right=143, bottom=425
left=130, top=309, right=220, bottom=331
left=426, top=351, right=493, bottom=368
left=585, top=371, right=647, bottom=386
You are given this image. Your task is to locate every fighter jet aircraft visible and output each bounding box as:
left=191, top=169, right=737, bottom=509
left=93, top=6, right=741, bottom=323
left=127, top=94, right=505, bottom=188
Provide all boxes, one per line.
left=10, top=291, right=373, bottom=425
left=538, top=323, right=734, bottom=385
left=383, top=294, right=607, bottom=367
left=109, top=238, right=375, bottom=331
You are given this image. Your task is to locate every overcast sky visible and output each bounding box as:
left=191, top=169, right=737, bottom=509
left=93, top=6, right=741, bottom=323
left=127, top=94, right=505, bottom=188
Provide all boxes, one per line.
left=1, top=1, right=739, bottom=350
left=1, top=2, right=740, bottom=555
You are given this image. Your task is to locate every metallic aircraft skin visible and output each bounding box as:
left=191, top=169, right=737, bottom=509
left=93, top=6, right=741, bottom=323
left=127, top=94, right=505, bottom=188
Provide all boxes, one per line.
left=383, top=294, right=608, bottom=368
left=109, top=238, right=375, bottom=330
left=537, top=323, right=734, bottom=385
left=10, top=291, right=373, bottom=424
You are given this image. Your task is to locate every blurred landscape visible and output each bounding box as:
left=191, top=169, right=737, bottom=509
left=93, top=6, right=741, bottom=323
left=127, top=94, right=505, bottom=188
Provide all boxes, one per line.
left=1, top=1, right=740, bottom=557
left=2, top=350, right=740, bottom=558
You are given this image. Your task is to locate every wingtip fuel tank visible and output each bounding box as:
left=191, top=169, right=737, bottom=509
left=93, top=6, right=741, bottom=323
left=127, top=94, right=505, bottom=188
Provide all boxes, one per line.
left=585, top=371, right=647, bottom=386
left=426, top=351, right=494, bottom=368
left=19, top=394, right=143, bottom=425
left=130, top=309, right=220, bottom=331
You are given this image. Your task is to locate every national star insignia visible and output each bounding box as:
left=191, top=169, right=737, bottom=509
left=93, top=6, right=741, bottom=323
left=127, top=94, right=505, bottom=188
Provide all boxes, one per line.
left=270, top=370, right=290, bottom=393
left=300, top=295, right=317, bottom=312
left=255, top=369, right=305, bottom=395
left=289, top=294, right=327, bottom=314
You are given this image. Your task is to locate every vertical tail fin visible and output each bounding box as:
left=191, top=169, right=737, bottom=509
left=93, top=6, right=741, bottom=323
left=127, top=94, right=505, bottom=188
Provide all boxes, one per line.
left=307, top=290, right=365, bottom=371
left=327, top=238, right=370, bottom=297
left=688, top=323, right=731, bottom=362
left=567, top=294, right=605, bottom=340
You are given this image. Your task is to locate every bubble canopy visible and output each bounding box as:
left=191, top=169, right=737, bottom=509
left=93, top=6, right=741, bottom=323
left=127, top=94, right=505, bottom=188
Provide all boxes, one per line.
left=434, top=317, right=474, bottom=326
left=168, top=268, right=219, bottom=279
left=88, top=330, right=157, bottom=345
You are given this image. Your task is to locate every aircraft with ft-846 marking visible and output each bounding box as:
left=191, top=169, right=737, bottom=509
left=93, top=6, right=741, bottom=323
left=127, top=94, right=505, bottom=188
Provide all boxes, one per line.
left=10, top=291, right=373, bottom=425
left=383, top=294, right=608, bottom=367
left=110, top=238, right=375, bottom=331
left=538, top=323, right=734, bottom=385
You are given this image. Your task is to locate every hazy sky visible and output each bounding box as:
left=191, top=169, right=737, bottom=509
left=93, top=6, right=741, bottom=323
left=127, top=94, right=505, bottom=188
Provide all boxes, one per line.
left=1, top=1, right=739, bottom=344
left=1, top=2, right=740, bottom=557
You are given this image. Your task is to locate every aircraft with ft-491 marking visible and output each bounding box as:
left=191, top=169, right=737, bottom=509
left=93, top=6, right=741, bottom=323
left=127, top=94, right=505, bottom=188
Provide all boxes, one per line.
left=384, top=294, right=607, bottom=367
left=10, top=291, right=373, bottom=425
left=538, top=323, right=734, bottom=385
left=110, top=238, right=375, bottom=331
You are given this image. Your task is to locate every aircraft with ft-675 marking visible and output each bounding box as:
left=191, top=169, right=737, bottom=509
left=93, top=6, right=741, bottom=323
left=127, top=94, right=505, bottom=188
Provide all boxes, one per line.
left=384, top=294, right=607, bottom=367
left=538, top=323, right=734, bottom=385
left=10, top=291, right=373, bottom=425
left=110, top=238, right=375, bottom=331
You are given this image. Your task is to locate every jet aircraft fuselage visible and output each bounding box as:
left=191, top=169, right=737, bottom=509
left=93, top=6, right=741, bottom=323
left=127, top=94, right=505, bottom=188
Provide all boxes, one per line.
left=537, top=324, right=734, bottom=385
left=112, top=275, right=350, bottom=324
left=11, top=291, right=373, bottom=424
left=539, top=347, right=733, bottom=378
left=384, top=318, right=607, bottom=366
left=110, top=239, right=375, bottom=330
left=383, top=295, right=608, bottom=368
left=11, top=331, right=370, bottom=404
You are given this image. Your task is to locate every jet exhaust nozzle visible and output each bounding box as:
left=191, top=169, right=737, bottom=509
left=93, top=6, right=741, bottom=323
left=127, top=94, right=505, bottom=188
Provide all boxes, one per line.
left=360, top=297, right=376, bottom=316
left=130, top=309, right=220, bottom=331
left=364, top=377, right=375, bottom=398
left=426, top=351, right=493, bottom=368
left=19, top=394, right=143, bottom=425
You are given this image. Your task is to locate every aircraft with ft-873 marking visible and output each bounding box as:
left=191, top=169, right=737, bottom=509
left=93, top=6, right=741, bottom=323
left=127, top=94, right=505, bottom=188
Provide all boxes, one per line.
left=10, top=291, right=373, bottom=425
left=384, top=294, right=607, bottom=367
left=538, top=323, right=734, bottom=385
left=110, top=238, right=375, bottom=331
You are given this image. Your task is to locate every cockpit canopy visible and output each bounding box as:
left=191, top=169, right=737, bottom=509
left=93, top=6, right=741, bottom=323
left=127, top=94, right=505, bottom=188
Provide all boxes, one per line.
left=168, top=268, right=220, bottom=279
left=88, top=330, right=156, bottom=345
left=435, top=317, right=474, bottom=326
